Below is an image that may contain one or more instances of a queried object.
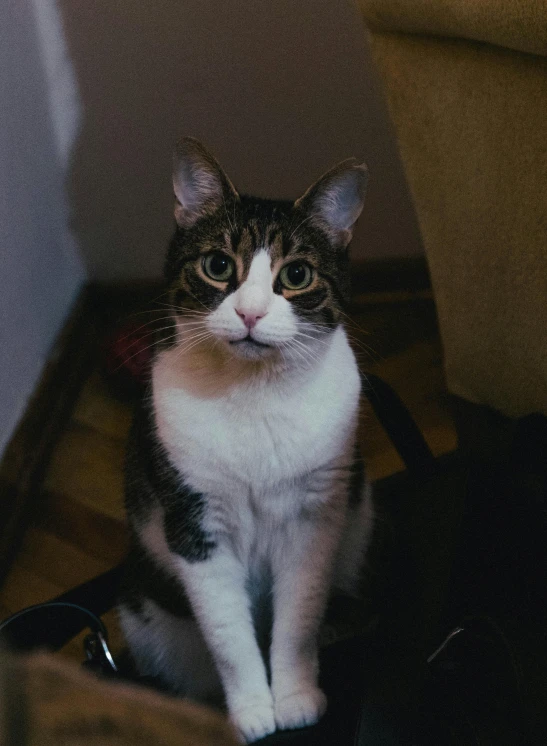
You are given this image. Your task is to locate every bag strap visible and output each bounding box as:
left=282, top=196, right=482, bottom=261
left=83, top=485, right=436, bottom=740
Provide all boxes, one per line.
left=362, top=372, right=436, bottom=478
left=0, top=565, right=123, bottom=653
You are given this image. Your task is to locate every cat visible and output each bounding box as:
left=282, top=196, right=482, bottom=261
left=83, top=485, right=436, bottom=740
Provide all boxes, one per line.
left=118, top=137, right=374, bottom=743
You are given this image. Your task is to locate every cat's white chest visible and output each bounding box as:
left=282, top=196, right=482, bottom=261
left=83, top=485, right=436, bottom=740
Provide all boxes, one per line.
left=152, top=329, right=360, bottom=499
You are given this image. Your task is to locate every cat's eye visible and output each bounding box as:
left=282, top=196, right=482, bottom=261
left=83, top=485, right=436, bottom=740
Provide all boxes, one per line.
left=279, top=262, right=313, bottom=291
left=202, top=252, right=234, bottom=282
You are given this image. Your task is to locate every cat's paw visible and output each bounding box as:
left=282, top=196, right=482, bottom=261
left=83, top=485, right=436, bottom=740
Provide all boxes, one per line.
left=274, top=685, right=327, bottom=731
left=231, top=700, right=276, bottom=744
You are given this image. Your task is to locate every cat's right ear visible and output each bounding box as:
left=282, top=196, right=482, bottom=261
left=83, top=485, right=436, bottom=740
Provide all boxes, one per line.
left=295, top=158, right=368, bottom=247
left=173, top=137, right=239, bottom=228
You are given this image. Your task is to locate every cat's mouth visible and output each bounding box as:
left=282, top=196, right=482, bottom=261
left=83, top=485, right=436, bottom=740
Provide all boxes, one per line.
left=228, top=335, right=274, bottom=359
left=229, top=336, right=271, bottom=349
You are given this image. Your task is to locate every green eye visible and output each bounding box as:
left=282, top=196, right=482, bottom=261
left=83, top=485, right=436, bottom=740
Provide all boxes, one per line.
left=279, top=262, right=313, bottom=290
left=203, top=252, right=234, bottom=281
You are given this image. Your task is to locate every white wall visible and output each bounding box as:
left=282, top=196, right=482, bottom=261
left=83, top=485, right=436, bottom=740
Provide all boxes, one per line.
left=0, top=0, right=86, bottom=457
left=58, top=0, right=423, bottom=281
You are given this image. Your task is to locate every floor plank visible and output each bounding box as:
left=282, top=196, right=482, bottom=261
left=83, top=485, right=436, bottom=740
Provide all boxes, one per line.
left=1, top=563, right=64, bottom=614
left=37, top=490, right=128, bottom=565
left=44, top=422, right=126, bottom=522
left=15, top=528, right=111, bottom=589
left=72, top=370, right=132, bottom=441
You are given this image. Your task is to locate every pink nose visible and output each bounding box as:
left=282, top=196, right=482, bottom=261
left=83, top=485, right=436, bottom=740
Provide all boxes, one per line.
left=236, top=309, right=265, bottom=329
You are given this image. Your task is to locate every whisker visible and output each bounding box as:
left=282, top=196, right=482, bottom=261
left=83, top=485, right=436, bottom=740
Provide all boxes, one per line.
left=338, top=309, right=372, bottom=337
left=290, top=337, right=322, bottom=366
left=121, top=322, right=180, bottom=349
left=146, top=301, right=212, bottom=317
left=118, top=318, right=208, bottom=354
left=116, top=316, right=177, bottom=343
left=174, top=331, right=211, bottom=350
left=119, top=324, right=212, bottom=367
left=282, top=340, right=310, bottom=367
left=294, top=330, right=329, bottom=347
left=222, top=194, right=235, bottom=234
left=172, top=315, right=211, bottom=324
left=151, top=302, right=210, bottom=316
left=125, top=307, right=174, bottom=318
left=175, top=321, right=209, bottom=331
left=175, top=309, right=211, bottom=316
left=123, top=291, right=174, bottom=317
left=283, top=337, right=321, bottom=367
left=173, top=332, right=215, bottom=362
left=288, top=214, right=315, bottom=242
left=177, top=328, right=215, bottom=343
left=289, top=329, right=326, bottom=357
left=344, top=331, right=384, bottom=363
left=192, top=297, right=214, bottom=314
left=305, top=319, right=382, bottom=364
left=112, top=333, right=178, bottom=372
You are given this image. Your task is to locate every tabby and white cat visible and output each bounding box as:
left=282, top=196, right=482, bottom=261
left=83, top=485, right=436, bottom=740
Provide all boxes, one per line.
left=119, top=138, right=374, bottom=743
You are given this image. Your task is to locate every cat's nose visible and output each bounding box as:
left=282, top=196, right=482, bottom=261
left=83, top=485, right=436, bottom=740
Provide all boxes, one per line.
left=235, top=309, right=266, bottom=329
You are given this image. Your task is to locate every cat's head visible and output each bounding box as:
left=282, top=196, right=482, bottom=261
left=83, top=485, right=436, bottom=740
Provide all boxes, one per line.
left=165, top=138, right=368, bottom=364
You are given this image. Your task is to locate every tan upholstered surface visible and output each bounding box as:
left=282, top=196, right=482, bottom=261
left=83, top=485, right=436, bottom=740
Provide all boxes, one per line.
left=359, top=0, right=547, bottom=57
left=0, top=652, right=238, bottom=746
left=358, top=5, right=547, bottom=417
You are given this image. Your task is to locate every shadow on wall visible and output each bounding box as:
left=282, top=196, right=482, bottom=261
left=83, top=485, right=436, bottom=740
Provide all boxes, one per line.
left=59, top=0, right=422, bottom=282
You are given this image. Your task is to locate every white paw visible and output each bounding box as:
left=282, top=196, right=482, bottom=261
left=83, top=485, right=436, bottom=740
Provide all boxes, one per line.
left=231, top=700, right=276, bottom=743
left=274, top=685, right=327, bottom=731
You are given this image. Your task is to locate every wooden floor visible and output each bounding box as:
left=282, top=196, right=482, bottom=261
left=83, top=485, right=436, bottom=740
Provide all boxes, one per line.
left=0, top=289, right=457, bottom=663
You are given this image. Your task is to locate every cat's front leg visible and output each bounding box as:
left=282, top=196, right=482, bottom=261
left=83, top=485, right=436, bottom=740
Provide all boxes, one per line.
left=174, top=548, right=274, bottom=743
left=269, top=504, right=345, bottom=731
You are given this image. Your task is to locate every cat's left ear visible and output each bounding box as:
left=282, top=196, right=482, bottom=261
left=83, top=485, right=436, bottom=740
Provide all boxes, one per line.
left=173, top=137, right=239, bottom=228
left=294, top=159, right=368, bottom=247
